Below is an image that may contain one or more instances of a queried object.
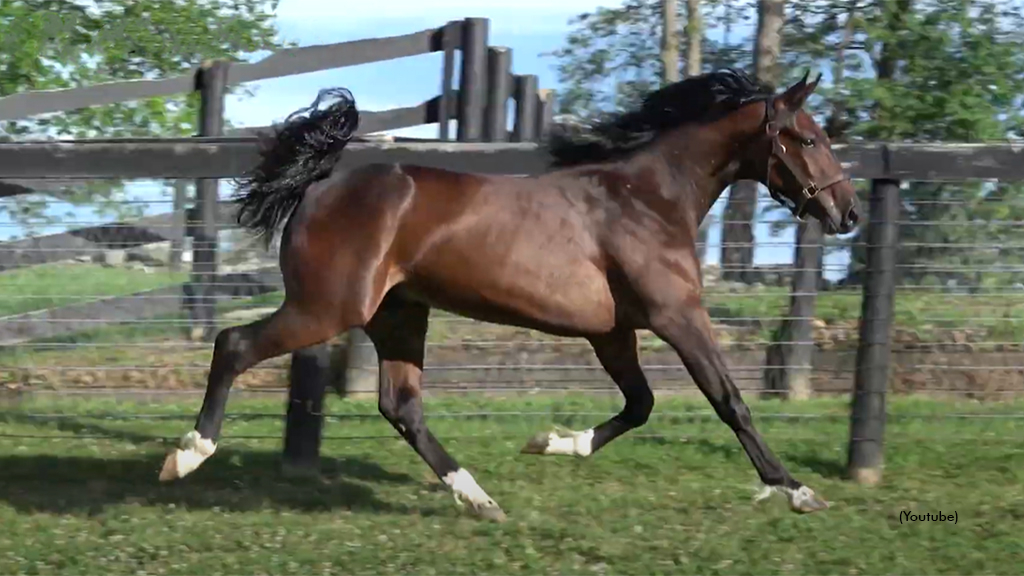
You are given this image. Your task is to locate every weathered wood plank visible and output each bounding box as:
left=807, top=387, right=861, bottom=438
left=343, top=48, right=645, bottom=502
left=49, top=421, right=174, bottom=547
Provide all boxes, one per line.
left=883, top=143, right=1024, bottom=181
left=0, top=140, right=551, bottom=179
left=0, top=26, right=453, bottom=122
left=0, top=141, right=1022, bottom=182
left=227, top=26, right=451, bottom=87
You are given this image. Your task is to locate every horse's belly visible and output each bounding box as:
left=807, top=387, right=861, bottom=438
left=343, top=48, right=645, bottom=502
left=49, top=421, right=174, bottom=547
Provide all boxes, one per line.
left=402, top=258, right=617, bottom=337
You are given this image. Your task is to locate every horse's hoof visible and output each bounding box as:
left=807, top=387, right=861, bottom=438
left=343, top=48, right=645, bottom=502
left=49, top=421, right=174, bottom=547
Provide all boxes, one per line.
left=789, top=486, right=830, bottom=514
left=474, top=503, right=508, bottom=522
left=158, top=451, right=182, bottom=482
left=158, top=430, right=216, bottom=482
left=520, top=432, right=553, bottom=454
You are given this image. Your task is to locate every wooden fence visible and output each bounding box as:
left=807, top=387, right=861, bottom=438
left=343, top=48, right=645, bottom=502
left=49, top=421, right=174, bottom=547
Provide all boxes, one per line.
left=2, top=17, right=1024, bottom=483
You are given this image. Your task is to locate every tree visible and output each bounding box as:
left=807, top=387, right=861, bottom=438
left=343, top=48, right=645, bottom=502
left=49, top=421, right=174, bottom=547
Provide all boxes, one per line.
left=763, top=0, right=856, bottom=401
left=0, top=0, right=285, bottom=230
left=662, top=0, right=681, bottom=84
left=548, top=0, right=752, bottom=121
left=830, top=0, right=1024, bottom=288
left=687, top=0, right=714, bottom=263
left=719, top=0, right=784, bottom=283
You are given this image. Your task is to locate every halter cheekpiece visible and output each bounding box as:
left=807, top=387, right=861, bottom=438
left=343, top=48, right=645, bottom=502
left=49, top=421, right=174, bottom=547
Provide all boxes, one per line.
left=761, top=96, right=849, bottom=220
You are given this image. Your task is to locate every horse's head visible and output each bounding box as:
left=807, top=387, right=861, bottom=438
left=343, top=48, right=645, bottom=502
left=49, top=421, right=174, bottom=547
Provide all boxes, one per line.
left=740, top=72, right=860, bottom=235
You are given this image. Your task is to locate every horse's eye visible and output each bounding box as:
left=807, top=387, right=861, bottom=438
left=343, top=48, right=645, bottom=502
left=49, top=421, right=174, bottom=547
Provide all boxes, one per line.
left=801, top=138, right=816, bottom=148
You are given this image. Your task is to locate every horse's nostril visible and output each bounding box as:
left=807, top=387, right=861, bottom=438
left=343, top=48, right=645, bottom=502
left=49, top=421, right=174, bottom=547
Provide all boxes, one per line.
left=846, top=207, right=859, bottom=226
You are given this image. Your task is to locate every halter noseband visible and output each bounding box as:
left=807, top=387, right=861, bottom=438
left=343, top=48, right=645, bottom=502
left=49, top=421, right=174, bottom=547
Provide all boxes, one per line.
left=761, top=96, right=849, bottom=220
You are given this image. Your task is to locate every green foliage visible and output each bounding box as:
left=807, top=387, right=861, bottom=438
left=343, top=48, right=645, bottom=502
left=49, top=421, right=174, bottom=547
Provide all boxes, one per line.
left=0, top=0, right=285, bottom=230
left=547, top=0, right=755, bottom=120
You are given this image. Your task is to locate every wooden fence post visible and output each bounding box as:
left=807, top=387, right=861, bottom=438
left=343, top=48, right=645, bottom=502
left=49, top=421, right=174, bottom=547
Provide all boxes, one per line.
left=340, top=329, right=378, bottom=398
left=512, top=74, right=539, bottom=142
left=484, top=46, right=512, bottom=142
left=457, top=17, right=489, bottom=142
left=169, top=180, right=188, bottom=272
left=536, top=89, right=555, bottom=141
left=282, top=344, right=332, bottom=477
left=847, top=177, right=900, bottom=486
left=186, top=60, right=228, bottom=342
left=437, top=21, right=460, bottom=141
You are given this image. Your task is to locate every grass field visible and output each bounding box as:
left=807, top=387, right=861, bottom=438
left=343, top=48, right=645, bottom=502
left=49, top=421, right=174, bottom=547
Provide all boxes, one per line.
left=2, top=394, right=1023, bottom=574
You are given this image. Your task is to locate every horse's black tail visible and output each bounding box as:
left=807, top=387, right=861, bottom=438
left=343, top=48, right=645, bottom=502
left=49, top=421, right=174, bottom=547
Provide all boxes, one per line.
left=233, top=87, right=360, bottom=247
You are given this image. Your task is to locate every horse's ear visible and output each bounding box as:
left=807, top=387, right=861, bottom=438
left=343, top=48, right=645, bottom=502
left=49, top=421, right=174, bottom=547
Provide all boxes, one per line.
left=781, top=70, right=820, bottom=110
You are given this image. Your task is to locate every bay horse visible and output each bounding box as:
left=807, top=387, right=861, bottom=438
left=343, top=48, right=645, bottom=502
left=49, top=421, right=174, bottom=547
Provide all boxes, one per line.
left=159, top=69, right=858, bottom=521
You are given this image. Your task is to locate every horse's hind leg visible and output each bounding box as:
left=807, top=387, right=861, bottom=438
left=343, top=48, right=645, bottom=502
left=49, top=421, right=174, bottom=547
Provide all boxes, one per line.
left=365, top=291, right=506, bottom=521
left=521, top=327, right=654, bottom=457
left=158, top=299, right=356, bottom=481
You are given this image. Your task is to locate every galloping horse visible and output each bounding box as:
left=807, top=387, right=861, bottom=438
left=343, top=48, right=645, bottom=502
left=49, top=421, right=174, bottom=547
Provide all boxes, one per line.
left=159, top=69, right=859, bottom=521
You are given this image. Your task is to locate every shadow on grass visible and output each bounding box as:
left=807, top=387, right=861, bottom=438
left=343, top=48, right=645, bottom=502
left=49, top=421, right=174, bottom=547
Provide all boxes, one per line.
left=782, top=452, right=847, bottom=480
left=0, top=415, right=434, bottom=518
left=632, top=435, right=848, bottom=480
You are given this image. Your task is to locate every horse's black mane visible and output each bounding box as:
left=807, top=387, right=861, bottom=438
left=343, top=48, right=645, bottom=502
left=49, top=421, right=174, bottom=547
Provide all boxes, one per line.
left=544, top=68, right=776, bottom=167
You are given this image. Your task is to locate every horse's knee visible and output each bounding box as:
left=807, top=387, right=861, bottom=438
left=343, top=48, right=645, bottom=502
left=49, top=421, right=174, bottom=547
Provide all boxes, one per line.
left=212, top=326, right=254, bottom=376
left=720, top=397, right=753, bottom=431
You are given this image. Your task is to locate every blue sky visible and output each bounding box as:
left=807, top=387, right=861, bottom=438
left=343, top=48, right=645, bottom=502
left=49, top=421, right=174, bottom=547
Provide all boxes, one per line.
left=2, top=0, right=851, bottom=279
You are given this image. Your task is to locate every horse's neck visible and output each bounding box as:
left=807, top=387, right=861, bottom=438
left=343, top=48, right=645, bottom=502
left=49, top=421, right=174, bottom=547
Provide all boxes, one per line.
left=648, top=122, right=754, bottom=226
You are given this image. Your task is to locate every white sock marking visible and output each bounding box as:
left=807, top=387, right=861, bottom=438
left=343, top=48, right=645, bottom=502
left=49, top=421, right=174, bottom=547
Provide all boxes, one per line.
left=540, top=428, right=595, bottom=457
left=442, top=468, right=499, bottom=510
left=164, top=430, right=216, bottom=480
left=753, top=484, right=825, bottom=510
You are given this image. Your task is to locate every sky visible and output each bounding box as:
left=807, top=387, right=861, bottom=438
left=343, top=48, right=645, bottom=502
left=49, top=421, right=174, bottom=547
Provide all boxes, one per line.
left=1, top=0, right=851, bottom=278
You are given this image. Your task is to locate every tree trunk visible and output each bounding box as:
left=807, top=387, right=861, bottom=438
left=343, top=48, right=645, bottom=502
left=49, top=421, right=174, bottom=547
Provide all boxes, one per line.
left=686, top=0, right=710, bottom=263
left=685, top=0, right=702, bottom=77
left=719, top=0, right=784, bottom=284
left=754, top=0, right=784, bottom=82
left=661, top=0, right=680, bottom=84
left=764, top=0, right=855, bottom=401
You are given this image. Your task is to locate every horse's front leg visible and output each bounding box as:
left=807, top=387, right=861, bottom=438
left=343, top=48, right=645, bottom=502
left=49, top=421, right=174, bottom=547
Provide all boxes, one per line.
left=648, top=296, right=829, bottom=514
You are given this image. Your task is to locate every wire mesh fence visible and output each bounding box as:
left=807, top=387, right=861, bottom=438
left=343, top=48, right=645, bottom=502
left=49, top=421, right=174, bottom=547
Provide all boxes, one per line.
left=1, top=177, right=1023, bottom=438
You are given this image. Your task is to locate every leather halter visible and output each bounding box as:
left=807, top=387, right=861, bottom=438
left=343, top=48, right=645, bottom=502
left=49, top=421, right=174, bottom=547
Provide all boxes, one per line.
left=761, top=96, right=850, bottom=220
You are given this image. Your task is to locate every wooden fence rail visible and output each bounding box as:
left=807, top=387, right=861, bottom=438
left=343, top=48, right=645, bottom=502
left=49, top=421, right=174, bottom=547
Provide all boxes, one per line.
left=2, top=140, right=1023, bottom=181
left=0, top=25, right=457, bottom=122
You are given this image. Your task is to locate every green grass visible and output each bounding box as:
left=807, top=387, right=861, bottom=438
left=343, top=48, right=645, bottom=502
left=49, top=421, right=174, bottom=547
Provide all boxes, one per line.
left=0, top=262, right=187, bottom=318
left=703, top=285, right=1024, bottom=343
left=2, top=394, right=1023, bottom=574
